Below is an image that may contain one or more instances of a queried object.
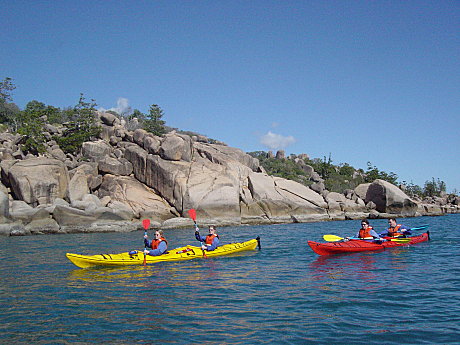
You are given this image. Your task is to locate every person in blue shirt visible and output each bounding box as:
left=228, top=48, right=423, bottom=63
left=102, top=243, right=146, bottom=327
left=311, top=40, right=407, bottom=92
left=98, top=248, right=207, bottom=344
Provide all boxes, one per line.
left=143, top=230, right=168, bottom=256
left=380, top=218, right=411, bottom=237
left=195, top=225, right=220, bottom=251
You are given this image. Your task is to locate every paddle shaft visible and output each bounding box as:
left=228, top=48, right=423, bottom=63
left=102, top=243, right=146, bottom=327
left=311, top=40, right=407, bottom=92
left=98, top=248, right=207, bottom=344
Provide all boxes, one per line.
left=409, top=225, right=428, bottom=231
left=188, top=209, right=207, bottom=258
left=142, top=219, right=151, bottom=266
left=323, top=234, right=409, bottom=243
left=349, top=236, right=410, bottom=243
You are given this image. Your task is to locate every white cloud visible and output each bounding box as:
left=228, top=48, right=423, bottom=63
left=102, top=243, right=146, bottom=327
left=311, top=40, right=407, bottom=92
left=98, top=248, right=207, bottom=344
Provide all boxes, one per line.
left=99, top=97, right=132, bottom=115
left=260, top=131, right=296, bottom=150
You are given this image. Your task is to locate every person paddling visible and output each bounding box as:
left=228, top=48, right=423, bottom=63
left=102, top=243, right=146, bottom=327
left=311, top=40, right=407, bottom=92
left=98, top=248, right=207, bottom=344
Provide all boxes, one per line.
left=144, top=230, right=168, bottom=256
left=350, top=219, right=382, bottom=241
left=381, top=218, right=411, bottom=238
left=195, top=225, right=220, bottom=251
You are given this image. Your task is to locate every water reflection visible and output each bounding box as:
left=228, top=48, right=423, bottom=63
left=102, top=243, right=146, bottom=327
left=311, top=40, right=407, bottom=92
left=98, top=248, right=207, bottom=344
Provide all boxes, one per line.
left=67, top=259, right=258, bottom=290
left=310, top=253, right=378, bottom=278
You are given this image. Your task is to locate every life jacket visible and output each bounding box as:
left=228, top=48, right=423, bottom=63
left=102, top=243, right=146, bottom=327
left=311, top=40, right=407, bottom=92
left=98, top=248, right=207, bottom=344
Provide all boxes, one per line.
left=388, top=224, right=402, bottom=237
left=151, top=237, right=168, bottom=250
left=358, top=226, right=374, bottom=239
left=205, top=234, right=218, bottom=245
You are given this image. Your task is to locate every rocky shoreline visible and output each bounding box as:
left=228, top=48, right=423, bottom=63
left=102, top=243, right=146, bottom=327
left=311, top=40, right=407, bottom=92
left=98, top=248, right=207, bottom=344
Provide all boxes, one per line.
left=0, top=111, right=458, bottom=236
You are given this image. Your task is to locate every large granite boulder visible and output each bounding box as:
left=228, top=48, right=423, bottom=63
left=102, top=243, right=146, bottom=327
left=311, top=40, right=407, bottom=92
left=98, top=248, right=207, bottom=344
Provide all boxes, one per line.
left=98, top=174, right=174, bottom=221
left=98, top=157, right=133, bottom=176
left=354, top=183, right=371, bottom=200
left=0, top=222, right=28, bottom=236
left=183, top=157, right=241, bottom=222
left=1, top=159, right=18, bottom=187
left=0, top=191, right=10, bottom=222
left=68, top=169, right=89, bottom=204
left=52, top=204, right=126, bottom=226
left=143, top=134, right=161, bottom=154
left=25, top=218, right=61, bottom=234
left=81, top=140, right=112, bottom=161
left=365, top=179, right=417, bottom=216
left=160, top=133, right=193, bottom=162
left=240, top=172, right=328, bottom=224
left=194, top=142, right=260, bottom=172
left=124, top=145, right=148, bottom=183
left=100, top=112, right=118, bottom=126
left=9, top=200, right=50, bottom=223
left=8, top=158, right=69, bottom=206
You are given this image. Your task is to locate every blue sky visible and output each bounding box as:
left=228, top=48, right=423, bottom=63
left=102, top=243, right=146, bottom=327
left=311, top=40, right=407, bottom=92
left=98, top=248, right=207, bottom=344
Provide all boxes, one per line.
left=2, top=1, right=459, bottom=192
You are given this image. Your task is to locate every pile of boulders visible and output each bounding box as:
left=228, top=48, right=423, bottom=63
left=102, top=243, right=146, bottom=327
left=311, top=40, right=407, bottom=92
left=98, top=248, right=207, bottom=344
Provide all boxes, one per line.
left=0, top=112, right=457, bottom=236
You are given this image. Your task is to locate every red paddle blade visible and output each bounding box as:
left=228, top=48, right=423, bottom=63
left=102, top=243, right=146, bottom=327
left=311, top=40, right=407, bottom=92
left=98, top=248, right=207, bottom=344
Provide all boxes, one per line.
left=188, top=209, right=196, bottom=221
left=142, top=219, right=150, bottom=230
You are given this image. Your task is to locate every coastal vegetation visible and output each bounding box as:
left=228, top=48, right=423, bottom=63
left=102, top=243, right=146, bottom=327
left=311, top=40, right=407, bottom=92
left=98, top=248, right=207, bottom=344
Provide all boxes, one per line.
left=247, top=151, right=453, bottom=198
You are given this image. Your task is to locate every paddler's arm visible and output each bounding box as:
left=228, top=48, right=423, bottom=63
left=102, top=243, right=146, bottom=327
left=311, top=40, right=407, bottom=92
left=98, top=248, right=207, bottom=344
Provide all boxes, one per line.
left=144, top=241, right=167, bottom=256
left=195, top=230, right=206, bottom=242
left=370, top=229, right=383, bottom=239
left=400, top=225, right=411, bottom=235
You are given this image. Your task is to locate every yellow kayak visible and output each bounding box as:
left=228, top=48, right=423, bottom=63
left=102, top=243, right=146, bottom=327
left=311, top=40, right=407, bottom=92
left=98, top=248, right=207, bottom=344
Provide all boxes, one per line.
left=66, top=237, right=261, bottom=269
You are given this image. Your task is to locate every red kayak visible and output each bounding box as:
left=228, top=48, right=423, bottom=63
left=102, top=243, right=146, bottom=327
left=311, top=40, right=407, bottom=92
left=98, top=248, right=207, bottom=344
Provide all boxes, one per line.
left=308, top=232, right=430, bottom=256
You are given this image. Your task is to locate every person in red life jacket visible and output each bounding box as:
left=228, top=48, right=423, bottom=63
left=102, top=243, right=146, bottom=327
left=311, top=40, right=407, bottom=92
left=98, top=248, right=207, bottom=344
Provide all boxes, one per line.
left=195, top=225, right=220, bottom=251
left=381, top=218, right=410, bottom=237
left=144, top=230, right=168, bottom=256
left=350, top=219, right=381, bottom=240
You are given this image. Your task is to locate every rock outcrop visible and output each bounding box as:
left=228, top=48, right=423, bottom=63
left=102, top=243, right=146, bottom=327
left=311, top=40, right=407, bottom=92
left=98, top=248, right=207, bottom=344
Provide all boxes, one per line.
left=363, top=179, right=418, bottom=216
left=0, top=110, right=457, bottom=236
left=8, top=158, right=69, bottom=206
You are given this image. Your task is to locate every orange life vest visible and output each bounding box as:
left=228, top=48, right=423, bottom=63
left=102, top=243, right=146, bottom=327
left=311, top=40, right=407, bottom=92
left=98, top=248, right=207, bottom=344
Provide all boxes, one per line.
left=388, top=224, right=402, bottom=237
left=205, top=234, right=218, bottom=245
left=151, top=237, right=168, bottom=250
left=358, top=226, right=374, bottom=239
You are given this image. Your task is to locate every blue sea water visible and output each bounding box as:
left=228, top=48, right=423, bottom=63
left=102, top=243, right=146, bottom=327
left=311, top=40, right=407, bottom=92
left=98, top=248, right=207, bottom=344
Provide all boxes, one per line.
left=1, top=214, right=459, bottom=344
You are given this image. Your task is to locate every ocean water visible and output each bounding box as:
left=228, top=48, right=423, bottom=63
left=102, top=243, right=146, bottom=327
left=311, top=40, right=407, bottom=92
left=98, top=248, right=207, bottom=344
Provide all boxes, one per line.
left=1, top=215, right=459, bottom=344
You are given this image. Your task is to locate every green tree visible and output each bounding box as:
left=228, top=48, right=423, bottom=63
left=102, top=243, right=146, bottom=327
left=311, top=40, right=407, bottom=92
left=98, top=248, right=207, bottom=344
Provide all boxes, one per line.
left=17, top=102, right=47, bottom=154
left=423, top=178, right=446, bottom=197
left=16, top=100, right=62, bottom=154
left=129, top=109, right=145, bottom=122
left=143, top=104, right=166, bottom=136
left=0, top=77, right=20, bottom=127
left=306, top=154, right=335, bottom=179
left=55, top=94, right=101, bottom=154
left=404, top=182, right=423, bottom=197
left=338, top=163, right=355, bottom=176
left=0, top=77, right=15, bottom=102
left=23, top=100, right=61, bottom=123
left=364, top=162, right=398, bottom=184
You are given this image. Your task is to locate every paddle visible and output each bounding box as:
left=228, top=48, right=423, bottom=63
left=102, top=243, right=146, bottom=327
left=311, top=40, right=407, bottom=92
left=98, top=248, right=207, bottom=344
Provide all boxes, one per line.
left=322, top=234, right=411, bottom=243
left=142, top=219, right=150, bottom=266
left=408, top=225, right=429, bottom=231
left=188, top=209, right=197, bottom=229
left=188, top=209, right=206, bottom=258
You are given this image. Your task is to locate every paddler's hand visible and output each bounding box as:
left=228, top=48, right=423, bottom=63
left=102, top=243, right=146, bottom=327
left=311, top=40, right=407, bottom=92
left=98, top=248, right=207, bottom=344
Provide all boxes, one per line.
left=201, top=244, right=206, bottom=250
left=144, top=234, right=148, bottom=239
left=143, top=249, right=150, bottom=255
